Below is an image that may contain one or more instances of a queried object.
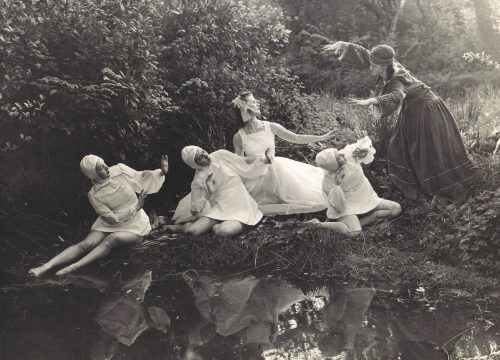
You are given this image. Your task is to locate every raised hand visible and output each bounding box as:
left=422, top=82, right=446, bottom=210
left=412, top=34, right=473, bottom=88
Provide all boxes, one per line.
left=352, top=148, right=369, bottom=159
left=160, top=155, right=169, bottom=175
left=321, top=130, right=337, bottom=141
left=321, top=41, right=347, bottom=59
left=136, top=190, right=147, bottom=211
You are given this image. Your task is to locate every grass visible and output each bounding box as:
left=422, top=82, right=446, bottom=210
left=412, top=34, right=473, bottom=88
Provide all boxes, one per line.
left=132, top=83, right=500, bottom=302
left=8, top=84, right=499, bottom=304
left=134, top=189, right=498, bottom=303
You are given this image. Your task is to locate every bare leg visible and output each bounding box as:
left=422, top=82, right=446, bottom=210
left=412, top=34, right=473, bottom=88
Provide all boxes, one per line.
left=182, top=217, right=218, bottom=237
left=359, top=199, right=401, bottom=227
left=55, top=231, right=143, bottom=275
left=29, top=231, right=106, bottom=277
left=212, top=220, right=245, bottom=237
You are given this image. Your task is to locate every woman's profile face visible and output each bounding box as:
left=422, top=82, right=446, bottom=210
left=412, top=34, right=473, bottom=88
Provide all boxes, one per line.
left=243, top=94, right=260, bottom=117
left=369, top=62, right=386, bottom=77
left=336, top=153, right=346, bottom=169
left=194, top=148, right=211, bottom=167
left=95, top=159, right=110, bottom=179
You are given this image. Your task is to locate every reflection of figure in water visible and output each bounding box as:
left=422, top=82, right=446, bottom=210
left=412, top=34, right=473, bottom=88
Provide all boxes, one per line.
left=90, top=270, right=170, bottom=360
left=318, top=286, right=449, bottom=360
left=183, top=274, right=305, bottom=359
left=318, top=286, right=377, bottom=359
left=29, top=155, right=168, bottom=276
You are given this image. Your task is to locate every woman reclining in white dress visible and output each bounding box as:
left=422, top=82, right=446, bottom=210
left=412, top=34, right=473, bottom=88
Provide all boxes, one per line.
left=231, top=91, right=336, bottom=215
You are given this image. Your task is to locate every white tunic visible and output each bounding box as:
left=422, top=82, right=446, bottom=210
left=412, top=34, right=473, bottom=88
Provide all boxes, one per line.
left=172, top=150, right=267, bottom=224
left=324, top=138, right=381, bottom=219
left=188, top=159, right=262, bottom=225
left=88, top=164, right=165, bottom=236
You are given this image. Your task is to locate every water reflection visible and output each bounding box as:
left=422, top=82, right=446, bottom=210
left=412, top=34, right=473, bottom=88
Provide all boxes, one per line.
left=90, top=269, right=170, bottom=359
left=1, top=266, right=499, bottom=359
left=183, top=273, right=305, bottom=359
left=318, top=287, right=377, bottom=358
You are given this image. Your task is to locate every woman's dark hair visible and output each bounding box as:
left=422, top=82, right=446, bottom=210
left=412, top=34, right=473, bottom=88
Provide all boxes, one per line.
left=386, top=63, right=395, bottom=79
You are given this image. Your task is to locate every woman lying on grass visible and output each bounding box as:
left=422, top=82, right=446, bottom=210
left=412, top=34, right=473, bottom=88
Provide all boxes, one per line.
left=179, top=146, right=263, bottom=237
left=308, top=137, right=401, bottom=235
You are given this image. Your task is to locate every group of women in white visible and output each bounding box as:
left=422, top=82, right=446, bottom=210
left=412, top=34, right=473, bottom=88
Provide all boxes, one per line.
left=30, top=41, right=478, bottom=277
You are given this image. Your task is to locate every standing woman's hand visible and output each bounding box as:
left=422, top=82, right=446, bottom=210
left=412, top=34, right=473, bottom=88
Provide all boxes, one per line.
left=348, top=98, right=377, bottom=107
left=321, top=41, right=348, bottom=60
left=160, top=155, right=169, bottom=176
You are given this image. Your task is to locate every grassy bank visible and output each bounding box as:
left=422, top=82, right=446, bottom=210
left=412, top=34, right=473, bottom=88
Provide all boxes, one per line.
left=136, top=84, right=499, bottom=301
left=5, top=85, right=499, bottom=304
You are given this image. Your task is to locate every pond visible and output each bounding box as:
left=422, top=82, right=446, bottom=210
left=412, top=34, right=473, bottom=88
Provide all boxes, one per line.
left=1, top=260, right=499, bottom=360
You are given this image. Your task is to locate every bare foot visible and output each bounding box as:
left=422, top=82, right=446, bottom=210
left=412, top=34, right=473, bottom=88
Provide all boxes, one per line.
left=29, top=266, right=48, bottom=278
left=305, top=218, right=321, bottom=225
left=163, top=224, right=182, bottom=232
left=55, top=264, right=79, bottom=276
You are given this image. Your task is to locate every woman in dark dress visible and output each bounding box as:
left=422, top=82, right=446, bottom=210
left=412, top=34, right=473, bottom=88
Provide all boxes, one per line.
left=322, top=42, right=478, bottom=202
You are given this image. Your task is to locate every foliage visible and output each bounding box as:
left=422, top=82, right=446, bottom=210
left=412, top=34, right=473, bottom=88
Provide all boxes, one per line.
left=0, top=0, right=171, bottom=158
left=0, top=0, right=319, bottom=219
left=279, top=0, right=500, bottom=98
left=0, top=0, right=174, bottom=219
left=157, top=0, right=316, bottom=153
left=447, top=83, right=500, bottom=154
left=417, top=165, right=500, bottom=275
left=313, top=93, right=397, bottom=157
left=463, top=52, right=500, bottom=71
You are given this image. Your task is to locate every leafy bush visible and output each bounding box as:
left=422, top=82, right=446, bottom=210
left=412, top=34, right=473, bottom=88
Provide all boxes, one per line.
left=0, top=0, right=321, bottom=220
left=418, top=165, right=500, bottom=276
left=157, top=0, right=317, bottom=152
left=0, top=0, right=174, bottom=220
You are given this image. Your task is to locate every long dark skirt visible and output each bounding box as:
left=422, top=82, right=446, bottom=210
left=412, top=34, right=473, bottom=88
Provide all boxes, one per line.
left=387, top=91, right=478, bottom=202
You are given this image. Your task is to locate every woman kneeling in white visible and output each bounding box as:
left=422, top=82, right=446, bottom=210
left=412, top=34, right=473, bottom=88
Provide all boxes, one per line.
left=180, top=146, right=263, bottom=237
left=29, top=154, right=168, bottom=277
left=310, top=137, right=401, bottom=235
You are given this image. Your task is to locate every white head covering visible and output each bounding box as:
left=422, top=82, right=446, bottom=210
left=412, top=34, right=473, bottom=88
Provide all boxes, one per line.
left=181, top=146, right=206, bottom=170
left=80, top=154, right=103, bottom=181
left=315, top=148, right=339, bottom=171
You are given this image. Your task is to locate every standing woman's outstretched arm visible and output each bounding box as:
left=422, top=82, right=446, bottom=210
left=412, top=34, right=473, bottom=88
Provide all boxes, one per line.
left=322, top=41, right=371, bottom=69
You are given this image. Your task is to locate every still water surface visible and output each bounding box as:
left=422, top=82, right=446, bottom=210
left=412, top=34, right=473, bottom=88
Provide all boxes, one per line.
left=1, top=262, right=499, bottom=359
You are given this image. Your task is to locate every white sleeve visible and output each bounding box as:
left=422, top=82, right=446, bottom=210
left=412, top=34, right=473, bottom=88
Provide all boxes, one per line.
left=116, top=163, right=165, bottom=194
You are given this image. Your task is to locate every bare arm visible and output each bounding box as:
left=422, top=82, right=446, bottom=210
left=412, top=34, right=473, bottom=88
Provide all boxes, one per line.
left=269, top=122, right=335, bottom=144
left=233, top=133, right=245, bottom=156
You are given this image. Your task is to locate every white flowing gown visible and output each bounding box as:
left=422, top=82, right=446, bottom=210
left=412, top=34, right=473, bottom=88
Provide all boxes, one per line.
left=237, top=121, right=328, bottom=215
